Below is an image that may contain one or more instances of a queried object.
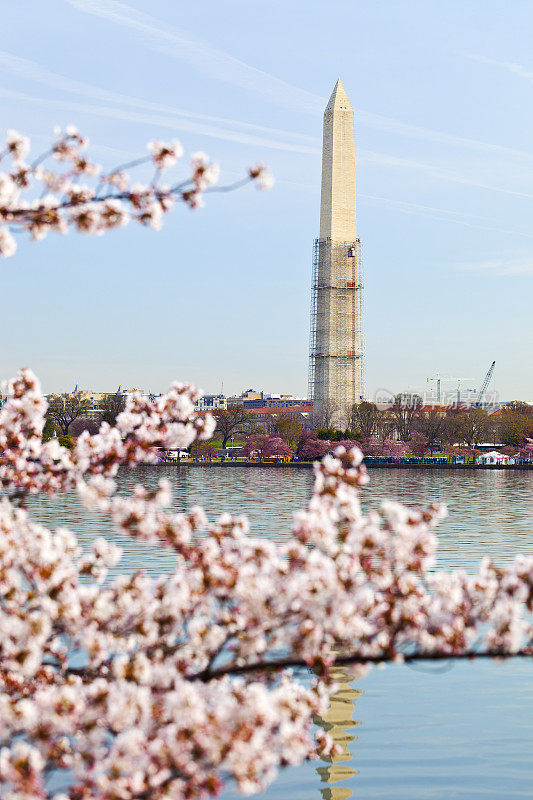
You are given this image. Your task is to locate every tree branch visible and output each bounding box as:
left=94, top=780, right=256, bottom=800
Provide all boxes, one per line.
left=190, top=646, right=533, bottom=681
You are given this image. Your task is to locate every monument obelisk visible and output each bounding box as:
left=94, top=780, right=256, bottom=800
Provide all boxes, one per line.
left=309, top=79, right=364, bottom=422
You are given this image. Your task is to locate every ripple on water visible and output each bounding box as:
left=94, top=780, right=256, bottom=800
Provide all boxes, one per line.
left=28, top=467, right=533, bottom=800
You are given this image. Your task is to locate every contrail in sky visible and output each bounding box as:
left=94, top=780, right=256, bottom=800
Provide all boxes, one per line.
left=455, top=258, right=533, bottom=276
left=65, top=0, right=533, bottom=162
left=65, top=0, right=323, bottom=114
left=466, top=53, right=533, bottom=82
left=2, top=82, right=529, bottom=201
left=359, top=194, right=533, bottom=239
left=359, top=150, right=533, bottom=199
left=0, top=50, right=316, bottom=147
left=0, top=86, right=319, bottom=155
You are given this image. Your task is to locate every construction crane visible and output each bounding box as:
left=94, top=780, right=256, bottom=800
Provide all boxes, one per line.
left=427, top=375, right=446, bottom=404
left=475, top=361, right=496, bottom=407
left=427, top=375, right=474, bottom=405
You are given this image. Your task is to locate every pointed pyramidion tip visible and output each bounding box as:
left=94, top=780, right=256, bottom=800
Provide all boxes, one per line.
left=325, top=78, right=352, bottom=113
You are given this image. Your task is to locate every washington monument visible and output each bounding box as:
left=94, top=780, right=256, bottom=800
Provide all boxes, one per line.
left=308, top=79, right=364, bottom=420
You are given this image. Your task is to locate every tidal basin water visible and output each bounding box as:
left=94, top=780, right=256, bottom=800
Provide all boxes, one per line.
left=30, top=467, right=533, bottom=800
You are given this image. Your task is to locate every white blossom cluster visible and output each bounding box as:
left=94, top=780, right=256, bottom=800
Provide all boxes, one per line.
left=0, top=369, right=531, bottom=800
left=0, top=129, right=273, bottom=257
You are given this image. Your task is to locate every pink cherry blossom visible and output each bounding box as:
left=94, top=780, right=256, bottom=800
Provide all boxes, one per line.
left=0, top=367, right=530, bottom=800
left=191, top=151, right=220, bottom=190
left=5, top=129, right=30, bottom=162
left=181, top=188, right=204, bottom=209
left=148, top=139, right=184, bottom=169
left=100, top=199, right=130, bottom=230
left=10, top=162, right=32, bottom=189
left=70, top=203, right=102, bottom=235
left=249, top=164, right=275, bottom=190
left=0, top=126, right=266, bottom=256
left=0, top=226, right=16, bottom=257
left=28, top=196, right=68, bottom=240
left=0, top=173, right=17, bottom=205
left=136, top=201, right=163, bottom=230
left=103, top=169, right=129, bottom=191
left=34, top=167, right=70, bottom=194
left=72, top=155, right=100, bottom=177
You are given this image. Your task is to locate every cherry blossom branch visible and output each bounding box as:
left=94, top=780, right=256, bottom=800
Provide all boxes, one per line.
left=0, top=127, right=273, bottom=256
left=0, top=368, right=531, bottom=800
left=61, top=645, right=533, bottom=686
left=191, top=646, right=533, bottom=681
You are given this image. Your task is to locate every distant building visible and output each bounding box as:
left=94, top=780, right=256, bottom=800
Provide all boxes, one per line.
left=226, top=388, right=312, bottom=411
left=476, top=450, right=510, bottom=465
left=247, top=406, right=313, bottom=433
left=194, top=394, right=227, bottom=412
left=56, top=388, right=146, bottom=419
left=226, top=389, right=263, bottom=405
left=244, top=397, right=311, bottom=410
left=77, top=391, right=107, bottom=419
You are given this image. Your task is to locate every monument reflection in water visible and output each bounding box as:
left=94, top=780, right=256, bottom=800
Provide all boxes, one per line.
left=315, top=667, right=361, bottom=800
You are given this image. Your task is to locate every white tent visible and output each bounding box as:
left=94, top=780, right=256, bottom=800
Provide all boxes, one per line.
left=476, top=450, right=510, bottom=465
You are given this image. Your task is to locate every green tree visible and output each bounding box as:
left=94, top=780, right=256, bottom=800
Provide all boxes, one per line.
left=42, top=417, right=57, bottom=442
left=348, top=401, right=380, bottom=439
left=391, top=393, right=423, bottom=440
left=189, top=441, right=216, bottom=460
left=47, top=393, right=91, bottom=435
left=100, top=392, right=126, bottom=426
left=449, top=408, right=493, bottom=448
left=213, top=406, right=255, bottom=449
left=274, top=417, right=304, bottom=450
left=497, top=404, right=533, bottom=446
left=311, top=399, right=339, bottom=431
left=413, top=407, right=451, bottom=453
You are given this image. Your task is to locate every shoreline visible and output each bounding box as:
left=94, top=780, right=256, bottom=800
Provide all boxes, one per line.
left=155, top=461, right=533, bottom=471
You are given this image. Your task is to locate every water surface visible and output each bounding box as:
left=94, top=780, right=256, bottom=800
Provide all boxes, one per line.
left=30, top=467, right=533, bottom=799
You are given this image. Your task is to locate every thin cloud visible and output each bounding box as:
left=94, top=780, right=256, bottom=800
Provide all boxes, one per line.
left=357, top=108, right=533, bottom=161
left=66, top=0, right=533, bottom=163
left=456, top=258, right=533, bottom=276
left=360, top=149, right=533, bottom=199
left=1, top=85, right=530, bottom=202
left=2, top=44, right=531, bottom=205
left=0, top=87, right=320, bottom=155
left=0, top=49, right=317, bottom=146
left=65, top=0, right=323, bottom=114
left=270, top=178, right=533, bottom=238
left=0, top=125, right=139, bottom=160
left=466, top=53, right=533, bottom=82
left=359, top=194, right=533, bottom=239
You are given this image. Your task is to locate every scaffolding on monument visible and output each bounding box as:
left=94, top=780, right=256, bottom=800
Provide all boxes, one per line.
left=308, top=237, right=365, bottom=409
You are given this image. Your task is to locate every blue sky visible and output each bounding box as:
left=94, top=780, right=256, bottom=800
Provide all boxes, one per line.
left=1, top=0, right=532, bottom=400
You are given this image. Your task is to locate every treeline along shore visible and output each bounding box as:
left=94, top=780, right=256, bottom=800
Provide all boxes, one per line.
left=155, top=459, right=533, bottom=470
left=37, top=390, right=533, bottom=469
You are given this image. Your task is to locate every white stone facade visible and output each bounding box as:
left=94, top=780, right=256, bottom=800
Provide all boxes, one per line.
left=309, top=80, right=364, bottom=421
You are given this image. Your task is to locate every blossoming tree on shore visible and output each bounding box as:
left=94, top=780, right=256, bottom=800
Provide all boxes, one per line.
left=242, top=433, right=293, bottom=460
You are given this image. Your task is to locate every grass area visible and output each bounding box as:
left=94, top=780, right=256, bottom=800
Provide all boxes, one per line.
left=209, top=439, right=245, bottom=448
